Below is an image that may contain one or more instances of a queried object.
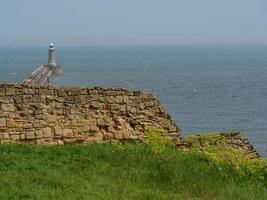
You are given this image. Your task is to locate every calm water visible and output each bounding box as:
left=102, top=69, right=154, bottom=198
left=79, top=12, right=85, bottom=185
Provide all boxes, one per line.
left=1, top=46, right=267, bottom=155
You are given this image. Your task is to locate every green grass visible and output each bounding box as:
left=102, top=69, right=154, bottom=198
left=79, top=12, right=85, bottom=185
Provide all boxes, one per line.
left=0, top=144, right=266, bottom=200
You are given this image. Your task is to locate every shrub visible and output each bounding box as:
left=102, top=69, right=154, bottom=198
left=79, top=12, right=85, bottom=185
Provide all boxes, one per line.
left=144, top=128, right=172, bottom=154
left=183, top=133, right=267, bottom=180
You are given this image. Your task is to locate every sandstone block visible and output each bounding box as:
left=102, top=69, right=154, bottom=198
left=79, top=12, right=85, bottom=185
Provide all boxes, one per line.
left=91, top=101, right=101, bottom=109
left=106, top=96, right=115, bottom=104
left=55, top=103, right=63, bottom=109
left=62, top=129, right=73, bottom=137
left=0, top=88, right=5, bottom=96
left=36, top=139, right=45, bottom=144
left=54, top=127, right=63, bottom=136
left=110, top=104, right=120, bottom=110
left=0, top=97, right=9, bottom=103
left=22, top=123, right=33, bottom=129
left=43, top=127, right=53, bottom=138
left=2, top=104, right=16, bottom=112
left=64, top=138, right=77, bottom=144
left=141, top=92, right=151, bottom=99
left=24, top=88, right=34, bottom=95
left=6, top=119, right=15, bottom=128
left=74, top=95, right=86, bottom=103
left=20, top=134, right=26, bottom=140
left=5, top=88, right=16, bottom=96
left=46, top=114, right=57, bottom=122
left=10, top=134, right=20, bottom=141
left=97, top=118, right=105, bottom=127
left=35, top=130, right=43, bottom=139
left=0, top=132, right=9, bottom=139
left=90, top=126, right=99, bottom=132
left=87, top=119, right=97, bottom=126
left=115, top=96, right=123, bottom=104
left=25, top=132, right=35, bottom=140
left=168, top=125, right=178, bottom=133
left=57, top=89, right=66, bottom=97
left=88, top=90, right=98, bottom=95
left=0, top=118, right=6, bottom=127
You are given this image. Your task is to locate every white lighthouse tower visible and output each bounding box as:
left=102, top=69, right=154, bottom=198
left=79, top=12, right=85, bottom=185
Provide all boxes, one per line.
left=48, top=43, right=57, bottom=66
left=20, top=43, right=62, bottom=85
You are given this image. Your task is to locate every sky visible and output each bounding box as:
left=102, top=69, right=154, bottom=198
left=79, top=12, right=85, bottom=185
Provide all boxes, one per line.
left=1, top=0, right=267, bottom=46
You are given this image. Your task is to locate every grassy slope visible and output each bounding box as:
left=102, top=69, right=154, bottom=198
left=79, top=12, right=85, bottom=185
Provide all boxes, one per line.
left=0, top=144, right=266, bottom=200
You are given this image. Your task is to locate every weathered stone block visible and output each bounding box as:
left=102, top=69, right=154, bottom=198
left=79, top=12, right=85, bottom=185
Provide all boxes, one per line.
left=25, top=132, right=35, bottom=140
left=64, top=138, right=77, bottom=144
left=110, top=104, right=120, bottom=110
left=0, top=132, right=9, bottom=139
left=91, top=101, right=101, bottom=109
left=115, top=96, right=123, bottom=104
left=35, top=130, right=43, bottom=139
left=87, top=119, right=97, bottom=126
left=0, top=97, right=9, bottom=103
left=168, top=125, right=178, bottom=132
left=2, top=104, right=16, bottom=112
left=0, top=88, right=5, bottom=96
left=42, top=127, right=53, bottom=138
left=22, top=123, right=33, bottom=129
left=54, top=127, right=63, bottom=136
left=97, top=118, right=105, bottom=126
left=141, top=92, right=151, bottom=99
left=46, top=114, right=57, bottom=122
left=24, top=88, right=34, bottom=95
left=10, top=134, right=20, bottom=141
left=5, top=88, right=16, bottom=96
left=20, top=134, right=26, bottom=140
left=62, top=129, right=73, bottom=137
left=55, top=103, right=63, bottom=109
left=6, top=119, right=15, bottom=127
left=0, top=118, right=6, bottom=127
left=67, top=89, right=81, bottom=96
left=90, top=126, right=99, bottom=132
left=106, top=96, right=115, bottom=104
left=74, top=95, right=86, bottom=103
left=88, top=90, right=98, bottom=95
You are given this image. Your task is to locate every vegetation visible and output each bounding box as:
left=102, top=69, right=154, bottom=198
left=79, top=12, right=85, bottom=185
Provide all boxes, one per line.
left=0, top=130, right=267, bottom=199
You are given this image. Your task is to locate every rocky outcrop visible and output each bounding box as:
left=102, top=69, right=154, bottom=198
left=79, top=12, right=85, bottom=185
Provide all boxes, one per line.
left=0, top=83, right=180, bottom=144
left=176, top=132, right=259, bottom=158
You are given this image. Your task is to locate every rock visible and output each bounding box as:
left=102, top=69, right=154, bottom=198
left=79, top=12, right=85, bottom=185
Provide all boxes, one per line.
left=2, top=104, right=16, bottom=112
left=35, top=130, right=43, bottom=139
left=0, top=118, right=6, bottom=127
left=97, top=118, right=105, bottom=127
left=91, top=101, right=101, bottom=109
left=6, top=119, right=15, bottom=127
left=62, top=129, right=73, bottom=137
left=25, top=132, right=35, bottom=140
left=43, top=127, right=53, bottom=138
left=110, top=104, right=120, bottom=110
left=5, top=88, right=16, bottom=96
left=90, top=126, right=99, bottom=132
left=10, top=134, right=20, bottom=141
left=168, top=125, right=178, bottom=132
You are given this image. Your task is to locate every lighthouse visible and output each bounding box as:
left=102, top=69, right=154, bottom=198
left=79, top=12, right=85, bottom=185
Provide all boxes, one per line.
left=48, top=43, right=57, bottom=66
left=20, top=43, right=62, bottom=85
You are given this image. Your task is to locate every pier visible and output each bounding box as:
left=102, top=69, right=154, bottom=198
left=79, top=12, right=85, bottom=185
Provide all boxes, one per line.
left=20, top=43, right=62, bottom=85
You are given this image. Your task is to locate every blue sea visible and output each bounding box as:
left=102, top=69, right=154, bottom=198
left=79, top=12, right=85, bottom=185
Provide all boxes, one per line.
left=1, top=45, right=267, bottom=155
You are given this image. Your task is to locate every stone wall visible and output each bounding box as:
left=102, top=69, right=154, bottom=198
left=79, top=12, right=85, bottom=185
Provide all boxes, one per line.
left=0, top=83, right=180, bottom=144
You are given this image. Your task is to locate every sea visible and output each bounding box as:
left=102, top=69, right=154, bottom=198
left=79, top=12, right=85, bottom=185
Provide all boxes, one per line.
left=0, top=45, right=267, bottom=156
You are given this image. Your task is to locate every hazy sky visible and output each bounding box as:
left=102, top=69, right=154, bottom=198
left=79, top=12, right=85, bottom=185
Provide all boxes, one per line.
left=1, top=0, right=267, bottom=46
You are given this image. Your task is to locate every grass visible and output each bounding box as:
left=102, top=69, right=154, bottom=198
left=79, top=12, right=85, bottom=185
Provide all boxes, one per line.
left=0, top=144, right=266, bottom=200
